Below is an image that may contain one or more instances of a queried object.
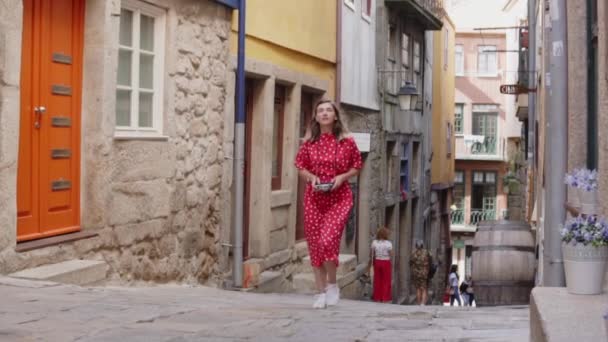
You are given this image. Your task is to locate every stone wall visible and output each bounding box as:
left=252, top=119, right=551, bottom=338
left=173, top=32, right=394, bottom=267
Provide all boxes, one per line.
left=341, top=106, right=383, bottom=262
left=0, top=0, right=232, bottom=286
left=0, top=0, right=22, bottom=253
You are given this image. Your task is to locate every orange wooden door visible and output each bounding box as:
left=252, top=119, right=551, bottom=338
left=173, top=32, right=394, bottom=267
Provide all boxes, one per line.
left=17, top=0, right=84, bottom=242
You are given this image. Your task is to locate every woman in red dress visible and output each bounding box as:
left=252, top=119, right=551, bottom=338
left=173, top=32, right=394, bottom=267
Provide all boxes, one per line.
left=295, top=100, right=363, bottom=309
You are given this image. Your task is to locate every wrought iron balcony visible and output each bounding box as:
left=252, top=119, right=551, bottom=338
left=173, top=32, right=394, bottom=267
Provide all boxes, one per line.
left=470, top=209, right=496, bottom=226
left=385, top=0, right=444, bottom=30
left=470, top=136, right=497, bottom=155
left=450, top=208, right=464, bottom=225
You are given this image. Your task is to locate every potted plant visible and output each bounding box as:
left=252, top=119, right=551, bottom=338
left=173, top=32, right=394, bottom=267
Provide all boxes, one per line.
left=502, top=172, right=520, bottom=194
left=565, top=168, right=598, bottom=214
left=561, top=215, right=608, bottom=295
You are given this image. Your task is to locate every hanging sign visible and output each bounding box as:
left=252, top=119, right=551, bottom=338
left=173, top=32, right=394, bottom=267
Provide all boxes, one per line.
left=500, top=84, right=536, bottom=95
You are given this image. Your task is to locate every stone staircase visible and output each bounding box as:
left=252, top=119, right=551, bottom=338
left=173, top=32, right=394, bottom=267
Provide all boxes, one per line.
left=293, top=254, right=369, bottom=299
left=9, top=259, right=109, bottom=286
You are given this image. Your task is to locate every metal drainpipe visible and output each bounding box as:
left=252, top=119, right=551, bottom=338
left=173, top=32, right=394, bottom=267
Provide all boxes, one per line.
left=586, top=0, right=598, bottom=170
left=336, top=0, right=342, bottom=104
left=233, top=0, right=246, bottom=288
left=528, top=0, right=536, bottom=167
left=542, top=0, right=567, bottom=287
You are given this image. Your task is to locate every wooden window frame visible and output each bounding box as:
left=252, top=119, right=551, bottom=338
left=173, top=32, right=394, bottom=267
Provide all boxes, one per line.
left=115, top=0, right=166, bottom=139
left=271, top=85, right=286, bottom=190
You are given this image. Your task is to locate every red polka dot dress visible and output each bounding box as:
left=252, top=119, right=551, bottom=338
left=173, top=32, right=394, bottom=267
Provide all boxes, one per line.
left=295, top=133, right=363, bottom=268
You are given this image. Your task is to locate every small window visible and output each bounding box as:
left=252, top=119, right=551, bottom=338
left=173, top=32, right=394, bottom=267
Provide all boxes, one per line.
left=455, top=170, right=464, bottom=184
left=454, top=104, right=464, bottom=134
left=401, top=34, right=410, bottom=68
left=414, top=41, right=421, bottom=73
left=115, top=1, right=166, bottom=138
left=361, top=0, right=372, bottom=19
left=455, top=44, right=464, bottom=76
left=485, top=172, right=496, bottom=184
left=473, top=171, right=484, bottom=184
left=400, top=143, right=409, bottom=194
left=477, top=45, right=497, bottom=76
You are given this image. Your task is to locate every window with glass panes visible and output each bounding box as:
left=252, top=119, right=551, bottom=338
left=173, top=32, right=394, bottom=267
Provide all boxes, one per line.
left=455, top=104, right=464, bottom=134
left=414, top=41, right=421, bottom=73
left=455, top=44, right=464, bottom=75
left=472, top=104, right=498, bottom=154
left=477, top=45, right=497, bottom=75
left=471, top=171, right=497, bottom=221
left=400, top=143, right=409, bottom=193
left=116, top=0, right=165, bottom=136
left=453, top=170, right=465, bottom=209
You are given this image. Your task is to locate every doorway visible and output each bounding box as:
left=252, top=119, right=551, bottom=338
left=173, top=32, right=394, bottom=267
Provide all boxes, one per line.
left=17, top=0, right=85, bottom=242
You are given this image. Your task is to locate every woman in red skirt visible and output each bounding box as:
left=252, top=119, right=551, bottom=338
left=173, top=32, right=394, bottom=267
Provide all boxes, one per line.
left=295, top=100, right=363, bottom=309
left=369, top=227, right=393, bottom=303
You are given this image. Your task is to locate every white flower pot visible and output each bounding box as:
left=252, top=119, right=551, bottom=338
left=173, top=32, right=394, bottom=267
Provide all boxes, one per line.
left=562, top=243, right=608, bottom=295
left=578, top=189, right=598, bottom=215
left=569, top=187, right=581, bottom=209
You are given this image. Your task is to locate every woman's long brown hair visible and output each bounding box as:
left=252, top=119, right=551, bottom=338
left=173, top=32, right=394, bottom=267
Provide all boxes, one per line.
left=307, top=99, right=349, bottom=142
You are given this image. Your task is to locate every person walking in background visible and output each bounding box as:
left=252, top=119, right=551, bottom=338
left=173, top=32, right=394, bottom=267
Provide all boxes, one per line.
left=410, top=240, right=431, bottom=305
left=368, top=227, right=393, bottom=303
left=459, top=276, right=470, bottom=306
left=464, top=275, right=475, bottom=306
left=295, top=100, right=363, bottom=309
left=448, top=264, right=462, bottom=306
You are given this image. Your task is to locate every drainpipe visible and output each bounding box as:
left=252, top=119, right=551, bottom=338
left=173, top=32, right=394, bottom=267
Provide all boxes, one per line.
left=233, top=0, right=246, bottom=288
left=586, top=0, right=598, bottom=170
left=542, top=0, right=567, bottom=287
left=335, top=0, right=342, bottom=103
left=527, top=0, right=536, bottom=166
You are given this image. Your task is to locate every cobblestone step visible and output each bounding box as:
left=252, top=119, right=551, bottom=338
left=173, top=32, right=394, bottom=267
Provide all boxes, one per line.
left=9, top=259, right=109, bottom=286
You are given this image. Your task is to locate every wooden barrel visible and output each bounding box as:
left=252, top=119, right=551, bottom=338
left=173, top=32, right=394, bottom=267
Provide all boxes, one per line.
left=471, top=220, right=536, bottom=306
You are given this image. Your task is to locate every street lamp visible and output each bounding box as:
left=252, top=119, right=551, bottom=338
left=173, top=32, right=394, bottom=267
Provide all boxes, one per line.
left=397, top=81, right=419, bottom=111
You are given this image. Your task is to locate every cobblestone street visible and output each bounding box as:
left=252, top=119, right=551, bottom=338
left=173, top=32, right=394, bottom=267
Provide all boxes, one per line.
left=0, top=277, right=529, bottom=341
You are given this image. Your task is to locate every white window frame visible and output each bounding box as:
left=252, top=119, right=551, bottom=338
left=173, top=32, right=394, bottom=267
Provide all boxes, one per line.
left=477, top=45, right=497, bottom=77
left=455, top=44, right=464, bottom=76
left=344, top=0, right=356, bottom=12
left=401, top=33, right=410, bottom=68
left=414, top=40, right=421, bottom=73
left=361, top=0, right=372, bottom=23
left=115, top=0, right=166, bottom=139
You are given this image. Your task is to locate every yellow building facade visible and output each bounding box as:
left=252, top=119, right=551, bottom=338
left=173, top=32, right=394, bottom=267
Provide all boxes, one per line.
left=230, top=0, right=336, bottom=97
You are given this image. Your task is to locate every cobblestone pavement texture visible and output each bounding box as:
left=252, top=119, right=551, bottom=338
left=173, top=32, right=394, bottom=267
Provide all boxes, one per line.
left=0, top=277, right=529, bottom=341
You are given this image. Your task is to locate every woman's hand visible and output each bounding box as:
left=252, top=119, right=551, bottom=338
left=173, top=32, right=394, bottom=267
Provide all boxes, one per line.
left=309, top=175, right=320, bottom=189
left=330, top=174, right=346, bottom=191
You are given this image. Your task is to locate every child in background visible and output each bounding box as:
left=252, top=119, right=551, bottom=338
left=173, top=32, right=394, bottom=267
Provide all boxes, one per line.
left=369, top=227, right=393, bottom=303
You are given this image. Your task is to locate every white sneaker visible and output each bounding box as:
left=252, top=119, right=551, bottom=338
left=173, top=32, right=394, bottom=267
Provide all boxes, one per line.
left=312, top=293, right=326, bottom=309
left=325, top=284, right=340, bottom=306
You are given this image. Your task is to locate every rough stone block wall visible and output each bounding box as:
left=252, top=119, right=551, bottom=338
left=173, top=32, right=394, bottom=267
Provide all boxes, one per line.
left=0, top=0, right=232, bottom=286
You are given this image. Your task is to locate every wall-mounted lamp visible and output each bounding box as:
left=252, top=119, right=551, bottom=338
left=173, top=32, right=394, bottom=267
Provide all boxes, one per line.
left=397, top=81, right=419, bottom=111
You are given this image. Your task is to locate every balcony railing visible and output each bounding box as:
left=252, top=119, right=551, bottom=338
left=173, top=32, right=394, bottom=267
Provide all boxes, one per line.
left=471, top=136, right=497, bottom=155
left=450, top=208, right=496, bottom=227
left=450, top=209, right=464, bottom=225
left=414, top=0, right=445, bottom=20
left=470, top=209, right=496, bottom=225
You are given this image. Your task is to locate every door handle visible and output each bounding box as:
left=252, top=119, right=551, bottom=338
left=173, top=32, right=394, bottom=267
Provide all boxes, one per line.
left=34, top=106, right=46, bottom=128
